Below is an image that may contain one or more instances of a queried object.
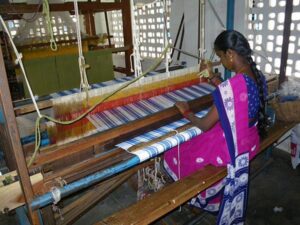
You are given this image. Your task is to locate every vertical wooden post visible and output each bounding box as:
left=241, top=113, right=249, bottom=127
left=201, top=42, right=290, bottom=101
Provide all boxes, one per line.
left=84, top=11, right=96, bottom=36
left=0, top=47, right=40, bottom=224
left=121, top=0, right=133, bottom=75
left=279, top=0, right=293, bottom=86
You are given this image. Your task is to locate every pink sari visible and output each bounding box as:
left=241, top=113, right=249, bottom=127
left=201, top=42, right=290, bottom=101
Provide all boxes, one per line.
left=164, top=74, right=260, bottom=223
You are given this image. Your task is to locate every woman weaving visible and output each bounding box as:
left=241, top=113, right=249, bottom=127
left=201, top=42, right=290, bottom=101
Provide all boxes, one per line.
left=164, top=30, right=268, bottom=224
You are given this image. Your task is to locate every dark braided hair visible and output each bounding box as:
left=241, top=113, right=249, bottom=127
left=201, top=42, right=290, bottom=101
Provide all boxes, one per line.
left=214, top=30, right=269, bottom=137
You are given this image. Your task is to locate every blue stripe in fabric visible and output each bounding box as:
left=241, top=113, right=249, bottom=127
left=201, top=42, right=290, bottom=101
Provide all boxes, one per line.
left=134, top=101, right=156, bottom=114
left=116, top=110, right=208, bottom=157
left=188, top=86, right=209, bottom=97
left=174, top=89, right=194, bottom=101
left=122, top=105, right=144, bottom=119
left=110, top=108, right=130, bottom=124
left=181, top=87, right=200, bottom=99
left=146, top=98, right=165, bottom=111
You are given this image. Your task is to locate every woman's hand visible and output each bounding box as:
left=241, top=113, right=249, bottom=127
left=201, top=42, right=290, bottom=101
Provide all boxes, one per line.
left=175, top=101, right=190, bottom=114
left=199, top=60, right=214, bottom=79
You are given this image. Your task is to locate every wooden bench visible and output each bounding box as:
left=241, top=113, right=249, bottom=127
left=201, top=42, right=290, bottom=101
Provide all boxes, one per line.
left=96, top=121, right=296, bottom=225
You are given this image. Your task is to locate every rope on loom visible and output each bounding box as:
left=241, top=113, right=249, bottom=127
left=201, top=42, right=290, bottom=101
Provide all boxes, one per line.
left=42, top=0, right=57, bottom=51
left=74, top=0, right=90, bottom=93
left=130, top=0, right=143, bottom=78
left=0, top=16, right=42, bottom=118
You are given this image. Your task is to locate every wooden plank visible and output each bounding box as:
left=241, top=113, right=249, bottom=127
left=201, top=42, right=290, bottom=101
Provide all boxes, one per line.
left=0, top=2, right=124, bottom=14
left=14, top=99, right=53, bottom=116
left=28, top=96, right=213, bottom=169
left=259, top=121, right=296, bottom=151
left=40, top=205, right=56, bottom=225
left=97, top=166, right=226, bottom=225
left=279, top=0, right=293, bottom=86
left=97, top=121, right=296, bottom=225
left=0, top=173, right=43, bottom=213
left=84, top=12, right=96, bottom=36
left=0, top=45, right=40, bottom=224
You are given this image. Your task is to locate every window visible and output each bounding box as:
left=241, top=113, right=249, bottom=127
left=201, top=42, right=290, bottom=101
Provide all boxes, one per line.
left=111, top=1, right=171, bottom=58
left=246, top=0, right=300, bottom=77
left=6, top=12, right=77, bottom=46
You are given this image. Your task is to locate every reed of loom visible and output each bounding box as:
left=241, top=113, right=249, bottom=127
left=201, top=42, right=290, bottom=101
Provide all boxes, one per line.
left=47, top=66, right=204, bottom=145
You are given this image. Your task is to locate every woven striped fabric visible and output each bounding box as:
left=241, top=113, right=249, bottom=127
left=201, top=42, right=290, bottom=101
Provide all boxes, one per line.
left=116, top=111, right=208, bottom=162
left=88, top=83, right=214, bottom=131
left=49, top=77, right=133, bottom=98
left=88, top=83, right=215, bottom=161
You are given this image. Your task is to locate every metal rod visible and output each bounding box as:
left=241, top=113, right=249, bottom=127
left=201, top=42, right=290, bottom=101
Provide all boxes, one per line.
left=171, top=46, right=201, bottom=59
left=207, top=0, right=225, bottom=29
left=177, top=24, right=185, bottom=60
left=171, top=14, right=184, bottom=60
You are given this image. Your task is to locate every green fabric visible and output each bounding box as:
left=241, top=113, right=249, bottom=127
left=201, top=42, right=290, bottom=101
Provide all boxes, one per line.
left=84, top=49, right=114, bottom=84
left=22, top=50, right=114, bottom=97
left=55, top=55, right=81, bottom=91
left=23, top=57, right=59, bottom=98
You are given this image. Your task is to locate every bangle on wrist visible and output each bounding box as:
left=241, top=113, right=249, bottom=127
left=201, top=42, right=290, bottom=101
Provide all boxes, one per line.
left=183, top=110, right=193, bottom=118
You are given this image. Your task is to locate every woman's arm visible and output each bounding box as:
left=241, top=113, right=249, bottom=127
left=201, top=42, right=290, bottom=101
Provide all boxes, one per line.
left=175, top=102, right=219, bottom=131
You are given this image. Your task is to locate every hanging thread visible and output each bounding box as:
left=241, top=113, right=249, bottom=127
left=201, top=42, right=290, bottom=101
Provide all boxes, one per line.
left=42, top=0, right=58, bottom=51
left=74, top=0, right=90, bottom=94
left=0, top=16, right=42, bottom=118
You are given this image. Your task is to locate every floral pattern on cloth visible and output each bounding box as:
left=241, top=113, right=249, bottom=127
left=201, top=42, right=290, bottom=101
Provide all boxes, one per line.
left=217, top=152, right=250, bottom=225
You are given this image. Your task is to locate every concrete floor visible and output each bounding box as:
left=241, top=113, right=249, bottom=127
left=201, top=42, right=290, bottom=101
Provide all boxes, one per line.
left=1, top=149, right=300, bottom=225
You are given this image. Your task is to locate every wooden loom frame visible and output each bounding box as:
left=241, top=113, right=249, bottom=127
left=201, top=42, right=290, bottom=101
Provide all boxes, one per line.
left=0, top=1, right=296, bottom=225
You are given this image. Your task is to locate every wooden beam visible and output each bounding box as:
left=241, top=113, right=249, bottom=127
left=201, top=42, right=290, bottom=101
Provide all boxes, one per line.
left=0, top=2, right=123, bottom=14
left=0, top=173, right=43, bottom=213
left=121, top=0, right=133, bottom=75
left=0, top=47, right=40, bottom=224
left=84, top=12, right=96, bottom=36
left=279, top=0, right=293, bottom=86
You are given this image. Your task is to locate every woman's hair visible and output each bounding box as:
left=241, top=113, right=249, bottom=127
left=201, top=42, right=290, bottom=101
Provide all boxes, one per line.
left=214, top=30, right=269, bottom=137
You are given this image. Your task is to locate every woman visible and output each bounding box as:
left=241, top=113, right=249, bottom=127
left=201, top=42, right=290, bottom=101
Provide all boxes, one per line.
left=164, top=30, right=268, bottom=224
